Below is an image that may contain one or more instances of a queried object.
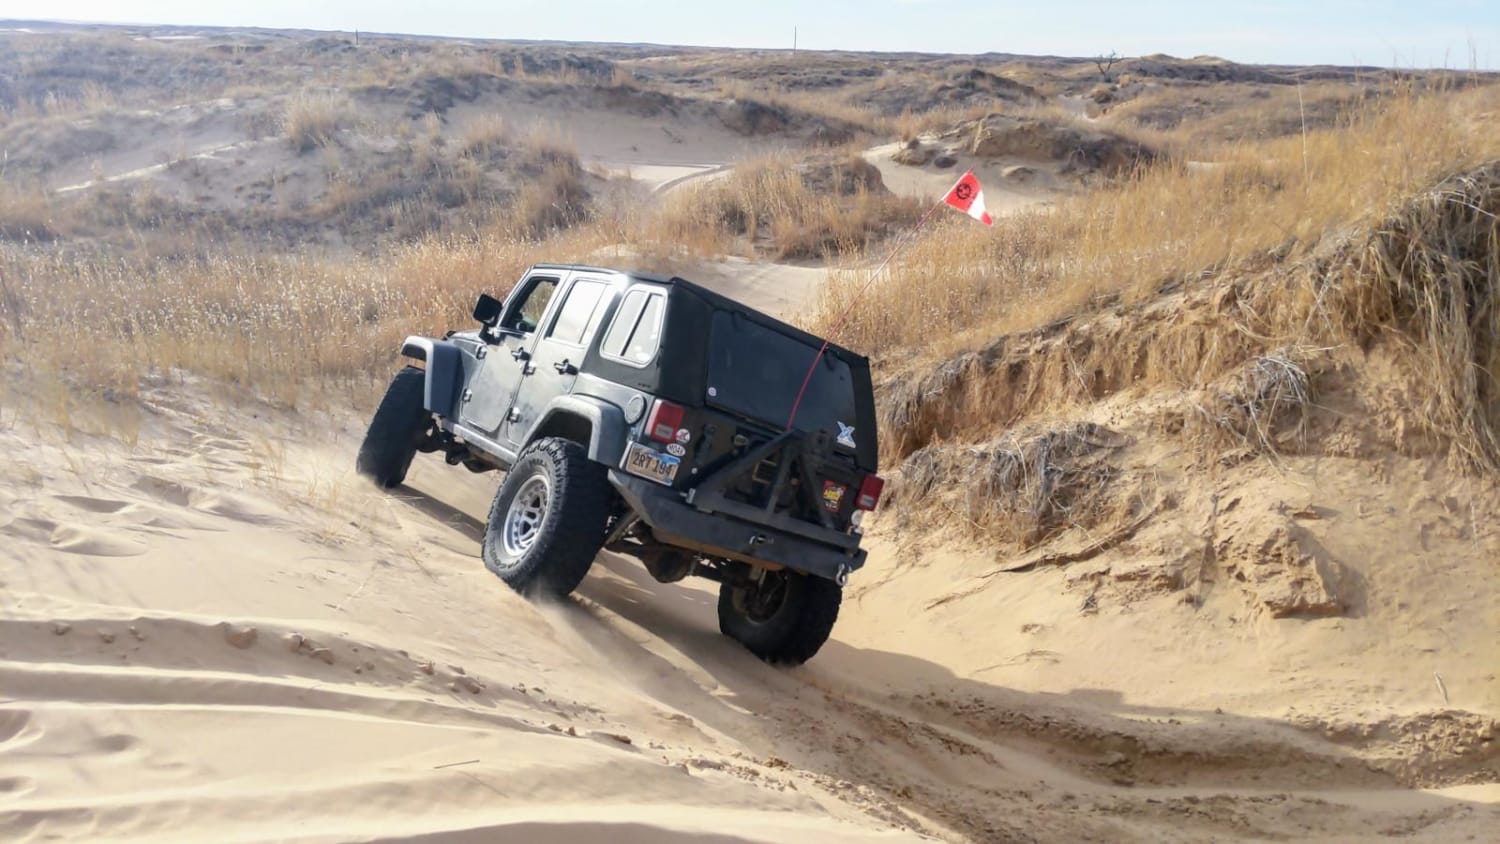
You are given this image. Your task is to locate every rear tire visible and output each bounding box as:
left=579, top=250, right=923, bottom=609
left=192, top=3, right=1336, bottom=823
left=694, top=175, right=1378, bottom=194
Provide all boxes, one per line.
left=356, top=366, right=430, bottom=489
left=482, top=438, right=612, bottom=598
left=718, top=567, right=841, bottom=665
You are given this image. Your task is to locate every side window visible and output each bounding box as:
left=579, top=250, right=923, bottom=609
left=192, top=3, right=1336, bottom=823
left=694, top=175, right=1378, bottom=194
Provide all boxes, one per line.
left=601, top=290, right=647, bottom=358
left=624, top=295, right=665, bottom=363
left=601, top=288, right=666, bottom=366
left=501, top=277, right=559, bottom=334
left=546, top=280, right=608, bottom=346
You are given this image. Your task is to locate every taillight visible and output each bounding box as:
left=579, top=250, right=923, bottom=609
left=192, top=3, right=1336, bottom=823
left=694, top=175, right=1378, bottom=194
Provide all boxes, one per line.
left=646, top=399, right=685, bottom=443
left=856, top=474, right=885, bottom=511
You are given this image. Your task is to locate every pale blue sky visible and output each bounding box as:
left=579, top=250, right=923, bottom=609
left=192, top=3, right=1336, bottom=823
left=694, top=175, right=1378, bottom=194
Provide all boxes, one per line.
left=2, top=1, right=1497, bottom=68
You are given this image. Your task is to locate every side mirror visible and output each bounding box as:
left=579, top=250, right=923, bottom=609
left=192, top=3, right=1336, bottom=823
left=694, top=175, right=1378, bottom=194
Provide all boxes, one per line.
left=473, top=293, right=502, bottom=326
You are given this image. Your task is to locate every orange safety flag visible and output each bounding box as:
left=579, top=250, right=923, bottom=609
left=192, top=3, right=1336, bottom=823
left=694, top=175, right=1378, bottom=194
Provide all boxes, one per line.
left=943, top=170, right=993, bottom=226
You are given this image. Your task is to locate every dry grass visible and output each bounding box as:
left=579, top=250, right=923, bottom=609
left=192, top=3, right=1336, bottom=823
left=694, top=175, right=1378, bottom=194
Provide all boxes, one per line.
left=762, top=88, right=886, bottom=134
left=0, top=34, right=209, bottom=125
left=508, top=156, right=592, bottom=237
left=283, top=92, right=356, bottom=152
left=1103, top=81, right=1375, bottom=146
left=868, top=156, right=1500, bottom=536
left=1188, top=350, right=1314, bottom=456
left=798, top=79, right=1500, bottom=521
left=893, top=102, right=1005, bottom=143
left=864, top=122, right=1500, bottom=482
left=0, top=80, right=118, bottom=123
left=1313, top=164, right=1500, bottom=468
left=676, top=54, right=1056, bottom=142
left=514, top=121, right=579, bottom=168
left=647, top=153, right=922, bottom=260
left=0, top=143, right=906, bottom=410
left=815, top=83, right=1500, bottom=358
left=895, top=422, right=1131, bottom=548
left=2, top=108, right=598, bottom=253
left=457, top=113, right=509, bottom=158
left=4, top=32, right=1499, bottom=490
left=0, top=181, right=59, bottom=241
left=0, top=226, right=613, bottom=407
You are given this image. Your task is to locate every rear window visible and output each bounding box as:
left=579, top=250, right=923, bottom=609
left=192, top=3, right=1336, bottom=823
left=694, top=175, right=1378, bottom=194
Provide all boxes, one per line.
left=706, top=310, right=859, bottom=438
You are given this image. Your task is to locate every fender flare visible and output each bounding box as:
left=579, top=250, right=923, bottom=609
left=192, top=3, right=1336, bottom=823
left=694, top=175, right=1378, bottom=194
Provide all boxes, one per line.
left=400, top=336, right=462, bottom=417
left=527, top=395, right=629, bottom=466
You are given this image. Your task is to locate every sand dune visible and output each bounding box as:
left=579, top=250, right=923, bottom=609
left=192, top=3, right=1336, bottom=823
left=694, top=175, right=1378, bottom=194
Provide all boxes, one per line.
left=3, top=375, right=1495, bottom=842
left=863, top=141, right=1063, bottom=216
left=0, top=384, right=921, bottom=842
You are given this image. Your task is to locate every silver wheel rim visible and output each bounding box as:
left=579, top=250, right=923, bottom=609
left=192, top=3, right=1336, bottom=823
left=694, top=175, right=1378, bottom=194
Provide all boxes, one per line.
left=502, top=474, right=551, bottom=558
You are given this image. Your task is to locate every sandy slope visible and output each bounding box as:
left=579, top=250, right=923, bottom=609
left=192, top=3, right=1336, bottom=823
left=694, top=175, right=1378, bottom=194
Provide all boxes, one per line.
left=0, top=382, right=919, bottom=843
left=862, top=142, right=1064, bottom=217
left=36, top=87, right=765, bottom=201
left=2, top=372, right=1496, bottom=843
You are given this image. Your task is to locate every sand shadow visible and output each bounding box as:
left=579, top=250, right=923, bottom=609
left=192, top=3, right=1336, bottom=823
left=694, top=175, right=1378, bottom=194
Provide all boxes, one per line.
left=393, top=483, right=487, bottom=544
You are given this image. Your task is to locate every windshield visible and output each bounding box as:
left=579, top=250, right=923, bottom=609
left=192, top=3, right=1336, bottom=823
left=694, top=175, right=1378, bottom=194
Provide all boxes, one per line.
left=706, top=310, right=860, bottom=439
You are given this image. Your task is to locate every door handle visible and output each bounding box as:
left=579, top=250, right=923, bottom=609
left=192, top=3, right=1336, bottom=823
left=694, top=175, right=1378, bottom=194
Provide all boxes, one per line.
left=512, top=348, right=530, bottom=362
left=553, top=359, right=577, bottom=375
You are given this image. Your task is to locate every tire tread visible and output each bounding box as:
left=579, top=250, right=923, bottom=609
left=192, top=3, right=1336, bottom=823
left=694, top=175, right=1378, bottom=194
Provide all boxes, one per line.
left=356, top=366, right=429, bottom=488
left=718, top=572, right=842, bottom=665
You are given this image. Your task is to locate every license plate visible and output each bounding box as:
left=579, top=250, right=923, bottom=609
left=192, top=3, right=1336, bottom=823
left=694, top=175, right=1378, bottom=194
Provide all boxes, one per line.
left=622, top=442, right=680, bottom=485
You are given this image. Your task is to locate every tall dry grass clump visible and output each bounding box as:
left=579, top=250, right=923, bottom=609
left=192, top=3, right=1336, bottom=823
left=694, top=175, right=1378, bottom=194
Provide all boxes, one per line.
left=895, top=422, right=1131, bottom=550
left=283, top=92, right=356, bottom=152
left=0, top=181, right=60, bottom=241
left=507, top=157, right=592, bottom=237
left=1308, top=164, right=1500, bottom=468
left=468, top=121, right=593, bottom=238
left=652, top=153, right=921, bottom=260
left=457, top=113, right=509, bottom=158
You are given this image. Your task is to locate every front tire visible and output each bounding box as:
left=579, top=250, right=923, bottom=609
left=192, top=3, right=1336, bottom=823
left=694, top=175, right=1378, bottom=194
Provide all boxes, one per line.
left=482, top=438, right=612, bottom=598
left=356, top=366, right=430, bottom=489
left=718, top=567, right=842, bottom=665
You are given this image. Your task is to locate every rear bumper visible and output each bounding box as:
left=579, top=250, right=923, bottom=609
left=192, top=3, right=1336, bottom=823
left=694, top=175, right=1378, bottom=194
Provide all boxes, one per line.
left=610, top=471, right=866, bottom=582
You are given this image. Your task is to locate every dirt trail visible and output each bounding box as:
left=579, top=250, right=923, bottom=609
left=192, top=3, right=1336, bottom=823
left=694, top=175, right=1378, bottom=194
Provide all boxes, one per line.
left=53, top=139, right=269, bottom=194
left=862, top=142, right=1065, bottom=215
left=2, top=376, right=1495, bottom=843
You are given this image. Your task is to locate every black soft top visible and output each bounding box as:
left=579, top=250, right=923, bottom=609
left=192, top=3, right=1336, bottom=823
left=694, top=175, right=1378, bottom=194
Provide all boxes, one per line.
left=548, top=263, right=878, bottom=472
left=531, top=263, right=867, bottom=365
